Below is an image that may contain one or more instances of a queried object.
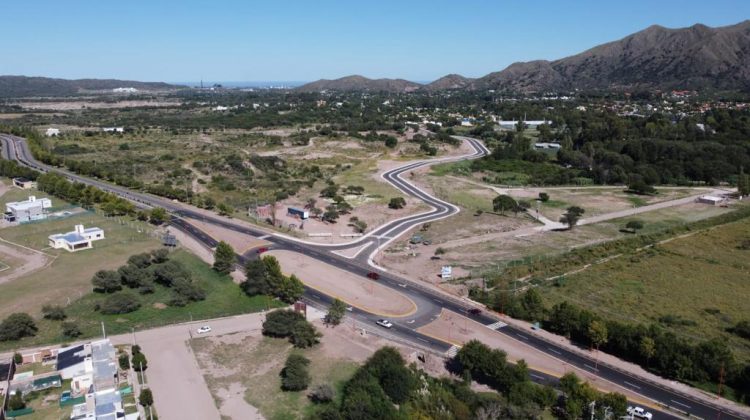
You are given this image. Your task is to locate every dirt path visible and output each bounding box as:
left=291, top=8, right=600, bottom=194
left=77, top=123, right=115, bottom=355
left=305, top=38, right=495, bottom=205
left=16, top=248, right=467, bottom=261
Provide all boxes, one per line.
left=269, top=250, right=417, bottom=317
left=0, top=239, right=52, bottom=284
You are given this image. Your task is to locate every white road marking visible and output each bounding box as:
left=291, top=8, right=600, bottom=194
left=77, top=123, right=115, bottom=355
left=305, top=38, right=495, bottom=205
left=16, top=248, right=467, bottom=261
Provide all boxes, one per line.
left=584, top=364, right=599, bottom=372
left=624, top=381, right=641, bottom=390
left=671, top=400, right=691, bottom=409
left=547, top=347, right=562, bottom=355
left=258, top=234, right=271, bottom=240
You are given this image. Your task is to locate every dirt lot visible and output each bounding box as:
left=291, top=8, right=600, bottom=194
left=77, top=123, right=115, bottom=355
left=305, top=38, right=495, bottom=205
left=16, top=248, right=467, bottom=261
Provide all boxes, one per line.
left=269, top=250, right=417, bottom=317
left=0, top=240, right=52, bottom=285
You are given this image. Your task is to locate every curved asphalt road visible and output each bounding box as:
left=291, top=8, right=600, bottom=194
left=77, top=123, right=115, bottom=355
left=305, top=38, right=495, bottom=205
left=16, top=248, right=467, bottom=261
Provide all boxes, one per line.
left=1, top=133, right=745, bottom=420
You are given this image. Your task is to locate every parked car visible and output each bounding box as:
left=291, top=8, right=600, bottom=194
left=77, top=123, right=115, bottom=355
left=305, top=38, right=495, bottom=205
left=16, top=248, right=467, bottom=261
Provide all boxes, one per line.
left=367, top=272, right=380, bottom=280
left=196, top=326, right=212, bottom=334
left=467, top=308, right=482, bottom=315
left=376, top=319, right=393, bottom=329
left=430, top=256, right=441, bottom=260
left=627, top=406, right=653, bottom=420
left=346, top=306, right=353, bottom=312
left=256, top=247, right=268, bottom=254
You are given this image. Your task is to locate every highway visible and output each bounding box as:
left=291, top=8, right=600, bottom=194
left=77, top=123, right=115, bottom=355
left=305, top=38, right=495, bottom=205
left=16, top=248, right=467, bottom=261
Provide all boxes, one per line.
left=1, top=133, right=746, bottom=420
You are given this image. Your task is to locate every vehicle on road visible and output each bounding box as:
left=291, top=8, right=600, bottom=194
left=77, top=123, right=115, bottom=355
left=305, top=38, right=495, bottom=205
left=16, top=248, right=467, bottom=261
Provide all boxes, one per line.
left=376, top=319, right=393, bottom=329
left=346, top=306, right=353, bottom=312
left=367, top=272, right=380, bottom=280
left=430, top=255, right=441, bottom=260
left=196, top=326, right=212, bottom=334
left=256, top=247, right=268, bottom=254
left=467, top=308, right=482, bottom=315
left=627, top=406, right=653, bottom=419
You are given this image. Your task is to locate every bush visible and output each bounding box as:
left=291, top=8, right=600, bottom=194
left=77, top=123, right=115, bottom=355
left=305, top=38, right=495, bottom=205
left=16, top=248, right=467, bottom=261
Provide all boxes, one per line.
left=119, top=353, right=131, bottom=370
left=290, top=321, right=322, bottom=349
left=13, top=352, right=22, bottom=364
left=213, top=241, right=236, bottom=274
left=262, top=310, right=306, bottom=337
left=61, top=322, right=82, bottom=338
left=132, top=351, right=148, bottom=372
left=388, top=197, right=406, bottom=209
left=154, top=260, right=190, bottom=286
left=139, top=388, right=154, bottom=407
left=99, top=292, right=141, bottom=315
left=92, top=270, right=122, bottom=293
left=0, top=313, right=38, bottom=341
left=281, top=354, right=311, bottom=391
left=538, top=192, right=550, bottom=202
left=309, top=384, right=334, bottom=403
left=42, top=305, right=67, bottom=320
left=151, top=248, right=170, bottom=263
left=127, top=253, right=152, bottom=269
left=8, top=392, right=25, bottom=410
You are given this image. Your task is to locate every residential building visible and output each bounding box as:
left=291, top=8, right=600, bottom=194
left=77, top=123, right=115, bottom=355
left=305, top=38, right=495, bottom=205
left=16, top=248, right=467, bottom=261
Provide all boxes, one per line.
left=45, top=127, right=60, bottom=137
left=498, top=119, right=551, bottom=129
left=102, top=127, right=124, bottom=133
left=4, top=195, right=52, bottom=222
left=698, top=195, right=725, bottom=206
left=11, top=177, right=36, bottom=189
left=49, top=225, right=105, bottom=252
left=287, top=207, right=309, bottom=220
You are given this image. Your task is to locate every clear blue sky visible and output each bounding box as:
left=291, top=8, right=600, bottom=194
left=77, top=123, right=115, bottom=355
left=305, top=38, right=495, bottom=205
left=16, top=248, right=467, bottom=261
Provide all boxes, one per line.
left=3, top=0, right=749, bottom=83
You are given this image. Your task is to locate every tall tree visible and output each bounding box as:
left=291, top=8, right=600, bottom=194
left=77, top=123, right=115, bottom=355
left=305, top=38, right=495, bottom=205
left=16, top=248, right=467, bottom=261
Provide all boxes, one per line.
left=560, top=206, right=585, bottom=229
left=326, top=298, right=348, bottom=326
left=212, top=241, right=236, bottom=274
left=492, top=195, right=518, bottom=215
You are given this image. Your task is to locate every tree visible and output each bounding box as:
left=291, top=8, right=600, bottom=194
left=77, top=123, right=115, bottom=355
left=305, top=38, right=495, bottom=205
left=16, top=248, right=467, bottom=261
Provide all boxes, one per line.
left=119, top=353, right=130, bottom=370
left=384, top=136, right=398, bottom=148
left=278, top=274, right=305, bottom=304
left=139, top=388, right=154, bottom=407
left=639, top=336, right=656, bottom=367
left=13, top=352, right=23, bottom=364
left=538, top=192, right=550, bottom=202
left=42, top=305, right=67, bottom=320
left=625, top=220, right=644, bottom=233
left=242, top=259, right=270, bottom=296
left=0, top=313, right=38, bottom=341
left=326, top=298, right=347, bottom=326
left=281, top=354, right=311, bottom=391
left=217, top=202, right=233, bottom=216
left=8, top=392, right=25, bottom=411
left=627, top=179, right=657, bottom=195
left=128, top=253, right=152, bottom=269
left=517, top=199, right=531, bottom=211
left=492, top=194, right=517, bottom=215
left=322, top=206, right=339, bottom=223
left=132, top=351, right=148, bottom=372
left=62, top=322, right=82, bottom=338
left=291, top=321, right=322, bottom=348
left=213, top=241, right=236, bottom=274
left=99, top=292, right=141, bottom=315
left=309, top=383, right=334, bottom=403
left=560, top=206, right=585, bottom=229
left=388, top=197, right=406, bottom=209
left=92, top=270, right=122, bottom=293
left=263, top=310, right=307, bottom=337
left=149, top=207, right=168, bottom=225
left=151, top=248, right=170, bottom=264
left=738, top=166, right=750, bottom=196
left=587, top=320, right=608, bottom=351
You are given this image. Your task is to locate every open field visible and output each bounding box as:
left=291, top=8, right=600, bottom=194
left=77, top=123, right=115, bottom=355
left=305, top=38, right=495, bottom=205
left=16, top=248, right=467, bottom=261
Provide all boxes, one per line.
left=0, top=249, right=282, bottom=351
left=539, top=216, right=750, bottom=362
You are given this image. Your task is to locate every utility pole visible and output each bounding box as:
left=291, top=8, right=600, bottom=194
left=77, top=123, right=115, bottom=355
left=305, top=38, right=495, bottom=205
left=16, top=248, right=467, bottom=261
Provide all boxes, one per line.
left=101, top=321, right=106, bottom=339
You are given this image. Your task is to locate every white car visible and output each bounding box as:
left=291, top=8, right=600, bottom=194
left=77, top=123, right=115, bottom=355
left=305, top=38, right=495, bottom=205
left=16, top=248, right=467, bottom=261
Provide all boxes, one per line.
left=627, top=406, right=653, bottom=420
left=196, top=326, right=212, bottom=334
left=376, top=319, right=393, bottom=329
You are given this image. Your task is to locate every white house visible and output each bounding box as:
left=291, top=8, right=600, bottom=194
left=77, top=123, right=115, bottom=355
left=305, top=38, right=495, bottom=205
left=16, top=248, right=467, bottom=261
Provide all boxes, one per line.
left=102, top=127, right=124, bottom=133
left=498, top=120, right=551, bottom=129
left=698, top=195, right=724, bottom=206
left=4, top=195, right=52, bottom=223
left=45, top=128, right=60, bottom=137
left=49, top=225, right=105, bottom=252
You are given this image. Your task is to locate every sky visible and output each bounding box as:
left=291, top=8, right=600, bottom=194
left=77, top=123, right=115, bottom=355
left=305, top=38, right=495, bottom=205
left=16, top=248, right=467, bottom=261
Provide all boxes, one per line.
left=2, top=0, right=749, bottom=83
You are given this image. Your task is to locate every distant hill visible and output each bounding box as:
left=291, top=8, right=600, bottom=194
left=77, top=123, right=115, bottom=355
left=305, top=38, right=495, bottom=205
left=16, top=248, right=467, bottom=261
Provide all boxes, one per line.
left=424, top=74, right=474, bottom=91
left=473, top=20, right=750, bottom=92
left=0, top=76, right=184, bottom=98
left=296, top=75, right=422, bottom=93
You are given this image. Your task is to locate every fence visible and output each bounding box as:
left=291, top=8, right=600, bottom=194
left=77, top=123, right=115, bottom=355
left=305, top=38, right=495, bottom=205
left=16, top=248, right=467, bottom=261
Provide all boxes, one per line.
left=0, top=359, right=16, bottom=420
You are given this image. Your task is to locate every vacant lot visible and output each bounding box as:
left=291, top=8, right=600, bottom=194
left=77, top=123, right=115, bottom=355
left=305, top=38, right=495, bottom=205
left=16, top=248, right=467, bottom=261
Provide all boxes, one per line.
left=540, top=216, right=750, bottom=362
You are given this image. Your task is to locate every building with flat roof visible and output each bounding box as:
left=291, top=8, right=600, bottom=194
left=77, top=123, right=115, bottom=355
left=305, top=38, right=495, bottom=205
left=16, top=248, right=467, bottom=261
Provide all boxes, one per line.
left=12, top=177, right=36, bottom=189
left=49, top=225, right=105, bottom=252
left=4, top=195, right=52, bottom=223
left=498, top=119, right=552, bottom=129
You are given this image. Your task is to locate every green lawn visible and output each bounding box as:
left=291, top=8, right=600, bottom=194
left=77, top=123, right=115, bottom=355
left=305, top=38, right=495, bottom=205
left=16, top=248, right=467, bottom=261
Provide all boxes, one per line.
left=540, top=217, right=750, bottom=362
left=0, top=250, right=282, bottom=351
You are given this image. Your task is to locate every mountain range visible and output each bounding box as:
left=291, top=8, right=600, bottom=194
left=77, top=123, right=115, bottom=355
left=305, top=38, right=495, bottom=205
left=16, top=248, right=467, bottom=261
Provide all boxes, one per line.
left=298, top=20, right=750, bottom=93
left=0, top=76, right=182, bottom=98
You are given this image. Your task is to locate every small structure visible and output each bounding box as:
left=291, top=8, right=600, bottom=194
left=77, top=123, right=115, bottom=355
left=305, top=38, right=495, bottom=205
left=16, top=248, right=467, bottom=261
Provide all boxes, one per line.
left=45, top=127, right=60, bottom=137
left=11, top=177, right=36, bottom=189
left=48, top=224, right=105, bottom=252
left=162, top=231, right=178, bottom=247
left=4, top=195, right=52, bottom=223
left=498, top=120, right=551, bottom=129
left=534, top=142, right=561, bottom=150
left=102, top=127, right=124, bottom=133
left=440, top=266, right=453, bottom=279
left=698, top=195, right=724, bottom=206
left=287, top=207, right=309, bottom=220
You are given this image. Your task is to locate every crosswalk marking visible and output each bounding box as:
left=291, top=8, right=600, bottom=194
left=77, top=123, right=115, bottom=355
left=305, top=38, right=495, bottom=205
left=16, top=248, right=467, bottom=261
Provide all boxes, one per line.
left=486, top=321, right=507, bottom=330
left=445, top=345, right=460, bottom=358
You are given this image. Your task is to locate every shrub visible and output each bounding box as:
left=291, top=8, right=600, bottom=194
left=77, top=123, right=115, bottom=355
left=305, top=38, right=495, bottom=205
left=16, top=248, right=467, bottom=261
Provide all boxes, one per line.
left=0, top=313, right=38, bottom=341
left=8, top=392, right=25, bottom=410
left=139, top=388, right=154, bottom=407
left=61, top=322, right=82, bottom=338
left=127, top=253, right=152, bottom=269
left=213, top=241, right=236, bottom=274
left=290, top=321, right=322, bottom=349
left=132, top=351, right=148, bottom=371
left=262, top=310, right=306, bottom=337
left=119, top=353, right=130, bottom=370
left=309, top=384, right=334, bottom=403
left=92, top=270, right=122, bottom=293
left=538, top=192, right=550, bottom=202
left=99, top=292, right=141, bottom=315
left=281, top=354, right=311, bottom=391
left=42, top=305, right=67, bottom=320
left=388, top=197, right=406, bottom=209
left=13, top=352, right=22, bottom=364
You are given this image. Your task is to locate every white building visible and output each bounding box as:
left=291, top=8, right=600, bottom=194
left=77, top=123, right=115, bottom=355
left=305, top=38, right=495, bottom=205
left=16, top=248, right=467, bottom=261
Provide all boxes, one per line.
left=534, top=142, right=562, bottom=150
left=102, top=127, right=124, bottom=133
left=49, top=224, right=105, bottom=252
left=4, top=195, right=52, bottom=222
left=112, top=87, right=138, bottom=93
left=698, top=195, right=725, bottom=206
left=45, top=128, right=60, bottom=137
left=498, top=120, right=551, bottom=129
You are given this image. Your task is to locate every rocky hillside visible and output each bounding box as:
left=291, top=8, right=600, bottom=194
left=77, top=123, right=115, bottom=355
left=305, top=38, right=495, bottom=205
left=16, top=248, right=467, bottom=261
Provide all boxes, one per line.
left=297, top=75, right=422, bottom=93
left=0, top=75, right=183, bottom=98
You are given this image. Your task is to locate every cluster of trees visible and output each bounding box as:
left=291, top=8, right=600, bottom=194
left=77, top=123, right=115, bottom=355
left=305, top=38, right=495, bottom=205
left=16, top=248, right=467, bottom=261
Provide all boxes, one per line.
left=35, top=171, right=136, bottom=216
left=241, top=255, right=304, bottom=303
left=474, top=288, right=750, bottom=403
left=388, top=197, right=406, bottom=209
left=92, top=249, right=205, bottom=309
left=262, top=309, right=321, bottom=349
left=0, top=313, right=38, bottom=342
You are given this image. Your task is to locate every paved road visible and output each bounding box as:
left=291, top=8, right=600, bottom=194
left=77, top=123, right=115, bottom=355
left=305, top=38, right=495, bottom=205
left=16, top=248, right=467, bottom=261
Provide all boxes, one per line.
left=1, top=133, right=746, bottom=420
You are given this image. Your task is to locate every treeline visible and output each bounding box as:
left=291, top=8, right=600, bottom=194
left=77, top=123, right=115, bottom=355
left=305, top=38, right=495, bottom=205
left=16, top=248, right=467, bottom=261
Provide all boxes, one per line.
left=36, top=172, right=136, bottom=216
left=473, top=288, right=750, bottom=403
left=308, top=343, right=627, bottom=419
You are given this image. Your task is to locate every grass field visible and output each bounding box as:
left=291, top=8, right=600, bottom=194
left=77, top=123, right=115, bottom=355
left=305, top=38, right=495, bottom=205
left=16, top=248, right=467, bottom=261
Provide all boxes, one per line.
left=540, top=216, right=750, bottom=362
left=193, top=334, right=358, bottom=420
left=0, top=209, right=161, bottom=320
left=0, top=250, right=282, bottom=351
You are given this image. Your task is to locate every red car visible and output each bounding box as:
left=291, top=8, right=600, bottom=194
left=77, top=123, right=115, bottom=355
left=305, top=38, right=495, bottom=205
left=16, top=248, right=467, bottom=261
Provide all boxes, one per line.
left=367, top=272, right=380, bottom=280
left=256, top=247, right=269, bottom=254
